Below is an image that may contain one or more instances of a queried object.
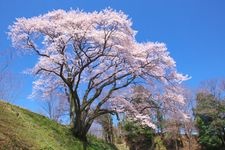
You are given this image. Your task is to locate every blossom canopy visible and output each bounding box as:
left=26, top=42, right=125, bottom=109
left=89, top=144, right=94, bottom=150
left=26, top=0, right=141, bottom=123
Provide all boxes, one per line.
left=9, top=8, right=189, bottom=129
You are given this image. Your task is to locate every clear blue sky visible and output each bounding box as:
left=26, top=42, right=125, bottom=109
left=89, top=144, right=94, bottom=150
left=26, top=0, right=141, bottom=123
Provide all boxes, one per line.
left=0, top=0, right=225, bottom=112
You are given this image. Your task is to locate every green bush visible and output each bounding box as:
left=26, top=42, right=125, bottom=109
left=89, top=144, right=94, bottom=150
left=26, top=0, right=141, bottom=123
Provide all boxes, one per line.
left=123, top=121, right=154, bottom=150
left=154, top=136, right=166, bottom=150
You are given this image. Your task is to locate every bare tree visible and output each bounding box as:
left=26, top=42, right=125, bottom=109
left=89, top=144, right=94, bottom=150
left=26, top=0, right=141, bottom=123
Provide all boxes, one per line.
left=182, top=88, right=196, bottom=150
left=41, top=89, right=69, bottom=123
left=198, top=78, right=225, bottom=99
left=0, top=49, right=21, bottom=102
left=96, top=113, right=114, bottom=143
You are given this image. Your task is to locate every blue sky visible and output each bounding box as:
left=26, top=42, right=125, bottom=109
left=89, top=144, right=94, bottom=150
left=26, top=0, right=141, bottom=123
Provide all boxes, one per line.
left=0, top=0, right=225, bottom=112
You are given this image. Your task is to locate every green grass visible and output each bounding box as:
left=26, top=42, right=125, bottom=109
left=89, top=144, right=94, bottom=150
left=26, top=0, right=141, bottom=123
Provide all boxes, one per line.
left=0, top=100, right=117, bottom=150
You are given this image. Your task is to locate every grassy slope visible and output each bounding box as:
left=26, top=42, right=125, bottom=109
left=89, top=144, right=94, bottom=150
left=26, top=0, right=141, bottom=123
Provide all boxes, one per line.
left=0, top=100, right=117, bottom=150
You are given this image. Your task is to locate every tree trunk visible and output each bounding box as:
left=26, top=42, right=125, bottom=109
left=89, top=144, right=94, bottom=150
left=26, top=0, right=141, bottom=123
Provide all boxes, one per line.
left=68, top=94, right=91, bottom=142
left=73, top=123, right=88, bottom=150
left=71, top=111, right=94, bottom=143
left=175, top=139, right=178, bottom=150
left=188, top=139, right=191, bottom=150
left=72, top=112, right=88, bottom=142
left=68, top=93, right=96, bottom=143
left=69, top=93, right=75, bottom=128
left=73, top=129, right=88, bottom=142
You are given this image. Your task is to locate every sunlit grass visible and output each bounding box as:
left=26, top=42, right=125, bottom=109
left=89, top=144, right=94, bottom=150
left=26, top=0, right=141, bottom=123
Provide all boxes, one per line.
left=0, top=100, right=116, bottom=150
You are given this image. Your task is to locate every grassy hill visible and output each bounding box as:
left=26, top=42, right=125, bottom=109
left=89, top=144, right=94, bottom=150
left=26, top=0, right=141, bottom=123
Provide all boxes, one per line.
left=0, top=100, right=117, bottom=150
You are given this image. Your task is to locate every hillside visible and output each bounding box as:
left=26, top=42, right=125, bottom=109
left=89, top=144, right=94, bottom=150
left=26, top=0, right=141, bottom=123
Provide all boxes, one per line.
left=0, top=100, right=117, bottom=150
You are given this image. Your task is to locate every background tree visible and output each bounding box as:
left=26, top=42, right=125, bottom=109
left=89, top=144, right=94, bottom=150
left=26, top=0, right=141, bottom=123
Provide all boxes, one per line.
left=181, top=88, right=196, bottom=150
left=96, top=113, right=114, bottom=143
left=195, top=79, right=225, bottom=149
left=40, top=89, right=69, bottom=123
left=163, top=118, right=183, bottom=150
left=154, top=87, right=195, bottom=150
left=195, top=93, right=225, bottom=149
left=9, top=9, right=188, bottom=141
left=118, top=85, right=189, bottom=150
left=123, top=120, right=154, bottom=150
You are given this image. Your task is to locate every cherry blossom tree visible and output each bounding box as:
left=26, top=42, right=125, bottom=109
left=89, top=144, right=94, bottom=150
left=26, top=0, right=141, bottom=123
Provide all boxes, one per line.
left=116, top=85, right=190, bottom=130
left=9, top=8, right=189, bottom=141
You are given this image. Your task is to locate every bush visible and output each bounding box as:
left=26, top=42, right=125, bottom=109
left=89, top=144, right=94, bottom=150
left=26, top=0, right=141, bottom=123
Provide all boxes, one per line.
left=123, top=121, right=154, bottom=150
left=154, top=136, right=166, bottom=150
